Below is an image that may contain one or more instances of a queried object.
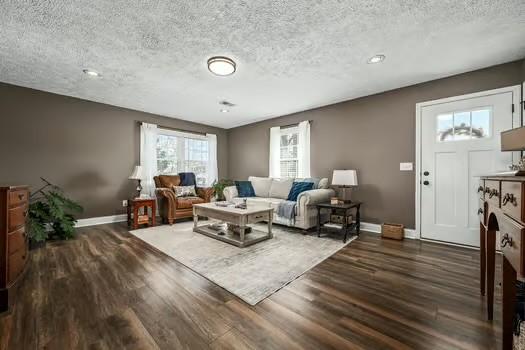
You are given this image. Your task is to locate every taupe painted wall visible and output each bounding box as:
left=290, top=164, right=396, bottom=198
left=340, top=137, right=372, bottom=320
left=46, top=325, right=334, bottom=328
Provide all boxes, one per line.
left=0, top=83, right=228, bottom=218
left=228, top=60, right=525, bottom=228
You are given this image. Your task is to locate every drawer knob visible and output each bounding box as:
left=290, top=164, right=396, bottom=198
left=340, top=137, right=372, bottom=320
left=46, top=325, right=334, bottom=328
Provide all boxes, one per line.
left=477, top=186, right=484, bottom=193
left=477, top=208, right=483, bottom=215
left=502, top=193, right=517, bottom=207
left=489, top=189, right=499, bottom=199
left=18, top=194, right=24, bottom=200
left=501, top=233, right=514, bottom=248
left=485, top=187, right=491, bottom=194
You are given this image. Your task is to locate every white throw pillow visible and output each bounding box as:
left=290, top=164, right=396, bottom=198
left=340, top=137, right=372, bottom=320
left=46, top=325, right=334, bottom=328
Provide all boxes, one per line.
left=248, top=176, right=272, bottom=197
left=318, top=178, right=329, bottom=189
left=173, top=185, right=197, bottom=197
left=269, top=178, right=294, bottom=199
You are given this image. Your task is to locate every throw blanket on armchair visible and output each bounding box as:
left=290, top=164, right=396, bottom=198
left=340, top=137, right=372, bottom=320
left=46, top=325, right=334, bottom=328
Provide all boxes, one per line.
left=277, top=201, right=296, bottom=220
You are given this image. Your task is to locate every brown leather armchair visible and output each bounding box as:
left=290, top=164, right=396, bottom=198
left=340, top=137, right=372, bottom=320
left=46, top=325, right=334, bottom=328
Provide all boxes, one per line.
left=154, top=175, right=214, bottom=224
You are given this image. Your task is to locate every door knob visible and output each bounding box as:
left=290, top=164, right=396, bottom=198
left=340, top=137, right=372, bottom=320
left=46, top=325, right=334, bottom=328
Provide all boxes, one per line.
left=423, top=171, right=429, bottom=176
left=423, top=180, right=430, bottom=186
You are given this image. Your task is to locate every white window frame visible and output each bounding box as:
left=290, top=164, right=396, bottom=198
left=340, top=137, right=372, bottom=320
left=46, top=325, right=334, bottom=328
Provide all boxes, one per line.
left=279, top=126, right=299, bottom=179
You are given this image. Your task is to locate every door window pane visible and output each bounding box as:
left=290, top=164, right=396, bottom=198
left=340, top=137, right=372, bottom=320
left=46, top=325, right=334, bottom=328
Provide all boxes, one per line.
left=436, top=108, right=491, bottom=142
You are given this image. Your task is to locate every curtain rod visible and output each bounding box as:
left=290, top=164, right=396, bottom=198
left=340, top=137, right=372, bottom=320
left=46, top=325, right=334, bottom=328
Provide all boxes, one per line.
left=137, top=121, right=206, bottom=136
left=279, top=120, right=313, bottom=129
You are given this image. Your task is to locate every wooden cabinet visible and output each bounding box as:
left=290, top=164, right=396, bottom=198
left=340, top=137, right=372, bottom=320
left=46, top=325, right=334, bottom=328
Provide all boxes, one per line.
left=1, top=186, right=29, bottom=313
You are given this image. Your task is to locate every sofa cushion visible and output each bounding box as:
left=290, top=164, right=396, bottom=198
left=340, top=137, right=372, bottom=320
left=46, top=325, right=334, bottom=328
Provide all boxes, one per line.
left=287, top=182, right=314, bottom=201
left=318, top=178, right=329, bottom=189
left=235, top=180, right=255, bottom=197
left=248, top=176, right=272, bottom=197
left=269, top=178, right=294, bottom=199
left=246, top=197, right=273, bottom=208
left=158, top=175, right=181, bottom=188
left=176, top=196, right=205, bottom=209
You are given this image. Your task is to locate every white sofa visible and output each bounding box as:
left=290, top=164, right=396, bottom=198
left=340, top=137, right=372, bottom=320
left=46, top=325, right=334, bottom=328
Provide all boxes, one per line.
left=223, top=176, right=335, bottom=230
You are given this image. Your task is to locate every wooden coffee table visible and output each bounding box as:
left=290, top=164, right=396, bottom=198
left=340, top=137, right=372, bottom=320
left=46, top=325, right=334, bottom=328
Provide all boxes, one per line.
left=193, top=202, right=273, bottom=248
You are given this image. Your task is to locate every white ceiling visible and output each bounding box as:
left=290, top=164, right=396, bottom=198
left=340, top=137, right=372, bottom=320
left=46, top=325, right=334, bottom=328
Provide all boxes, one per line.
left=1, top=1, right=524, bottom=129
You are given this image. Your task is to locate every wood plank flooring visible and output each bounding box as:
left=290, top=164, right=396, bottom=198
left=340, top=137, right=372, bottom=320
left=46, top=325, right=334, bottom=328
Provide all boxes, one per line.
left=0, top=223, right=501, bottom=349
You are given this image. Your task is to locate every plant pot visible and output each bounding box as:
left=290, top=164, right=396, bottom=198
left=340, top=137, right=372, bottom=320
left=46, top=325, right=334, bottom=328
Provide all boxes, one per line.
left=28, top=239, right=46, bottom=251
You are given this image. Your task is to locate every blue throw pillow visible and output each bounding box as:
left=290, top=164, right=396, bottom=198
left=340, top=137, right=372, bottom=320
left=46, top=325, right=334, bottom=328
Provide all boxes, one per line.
left=287, top=182, right=314, bottom=201
left=235, top=181, right=255, bottom=197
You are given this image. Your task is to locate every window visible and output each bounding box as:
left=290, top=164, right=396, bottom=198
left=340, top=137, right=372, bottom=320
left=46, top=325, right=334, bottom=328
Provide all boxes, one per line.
left=436, top=108, right=491, bottom=142
left=156, top=130, right=210, bottom=186
left=279, top=127, right=299, bottom=178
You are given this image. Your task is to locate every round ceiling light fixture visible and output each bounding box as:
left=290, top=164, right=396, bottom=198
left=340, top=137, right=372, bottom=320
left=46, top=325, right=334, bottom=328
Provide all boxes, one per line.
left=83, top=69, right=101, bottom=77
left=367, top=54, right=386, bottom=64
left=207, top=56, right=236, bottom=76
left=220, top=109, right=229, bottom=113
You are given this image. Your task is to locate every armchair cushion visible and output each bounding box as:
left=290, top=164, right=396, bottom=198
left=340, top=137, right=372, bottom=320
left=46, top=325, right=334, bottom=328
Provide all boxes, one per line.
left=173, top=185, right=197, bottom=197
left=157, top=175, right=181, bottom=188
left=176, top=196, right=205, bottom=209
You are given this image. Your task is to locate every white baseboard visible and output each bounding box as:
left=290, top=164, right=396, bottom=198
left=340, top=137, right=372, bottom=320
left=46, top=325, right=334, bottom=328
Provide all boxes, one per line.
left=75, top=214, right=127, bottom=228
left=360, top=222, right=418, bottom=239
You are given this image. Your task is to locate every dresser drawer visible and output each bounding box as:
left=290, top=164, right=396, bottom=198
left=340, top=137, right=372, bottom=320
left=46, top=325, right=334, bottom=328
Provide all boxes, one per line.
left=499, top=217, right=525, bottom=275
left=8, top=249, right=27, bottom=285
left=478, top=179, right=485, bottom=200
left=8, top=227, right=26, bottom=255
left=8, top=205, right=27, bottom=231
left=501, top=181, right=524, bottom=222
left=485, top=180, right=501, bottom=209
left=8, top=189, right=28, bottom=208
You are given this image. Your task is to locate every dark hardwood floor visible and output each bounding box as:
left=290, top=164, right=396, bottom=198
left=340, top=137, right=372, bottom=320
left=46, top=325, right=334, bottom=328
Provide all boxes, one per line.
left=0, top=223, right=501, bottom=349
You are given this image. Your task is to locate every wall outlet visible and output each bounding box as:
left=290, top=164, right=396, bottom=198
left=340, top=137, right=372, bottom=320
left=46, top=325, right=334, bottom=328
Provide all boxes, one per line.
left=400, top=162, right=413, bottom=171
left=122, top=200, right=128, bottom=207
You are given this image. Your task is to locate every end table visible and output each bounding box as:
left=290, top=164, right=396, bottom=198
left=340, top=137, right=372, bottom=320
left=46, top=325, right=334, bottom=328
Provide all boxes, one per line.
left=316, top=201, right=361, bottom=242
left=127, top=198, right=156, bottom=229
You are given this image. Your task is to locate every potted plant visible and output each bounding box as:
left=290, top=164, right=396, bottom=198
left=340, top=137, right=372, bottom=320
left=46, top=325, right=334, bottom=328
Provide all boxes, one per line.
left=26, top=178, right=83, bottom=248
left=212, top=179, right=234, bottom=201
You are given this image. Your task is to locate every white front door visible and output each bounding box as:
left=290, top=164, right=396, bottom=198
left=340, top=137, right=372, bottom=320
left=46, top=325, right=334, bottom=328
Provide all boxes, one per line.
left=420, top=87, right=520, bottom=246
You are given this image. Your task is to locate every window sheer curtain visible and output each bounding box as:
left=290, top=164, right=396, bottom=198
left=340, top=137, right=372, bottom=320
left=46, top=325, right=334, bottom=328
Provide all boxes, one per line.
left=206, top=133, right=218, bottom=186
left=297, top=120, right=311, bottom=178
left=140, top=123, right=158, bottom=197
left=269, top=126, right=281, bottom=178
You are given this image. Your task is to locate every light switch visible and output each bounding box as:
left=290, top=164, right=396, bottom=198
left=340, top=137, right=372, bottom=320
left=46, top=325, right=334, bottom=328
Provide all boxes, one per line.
left=400, top=162, right=413, bottom=171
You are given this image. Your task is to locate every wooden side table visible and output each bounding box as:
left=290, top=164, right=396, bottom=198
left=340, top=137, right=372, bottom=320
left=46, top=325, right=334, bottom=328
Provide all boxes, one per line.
left=316, top=201, right=361, bottom=242
left=127, top=198, right=156, bottom=229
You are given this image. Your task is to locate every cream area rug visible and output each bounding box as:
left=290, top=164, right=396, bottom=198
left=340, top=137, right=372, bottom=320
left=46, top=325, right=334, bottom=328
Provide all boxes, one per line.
left=130, top=221, right=356, bottom=305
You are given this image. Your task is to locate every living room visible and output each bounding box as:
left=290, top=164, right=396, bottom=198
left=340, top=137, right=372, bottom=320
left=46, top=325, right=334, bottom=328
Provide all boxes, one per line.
left=1, top=1, right=525, bottom=349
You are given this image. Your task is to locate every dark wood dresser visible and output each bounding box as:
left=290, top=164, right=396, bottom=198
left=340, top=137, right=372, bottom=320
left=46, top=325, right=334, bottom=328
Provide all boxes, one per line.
left=479, top=175, right=525, bottom=349
left=0, top=186, right=29, bottom=313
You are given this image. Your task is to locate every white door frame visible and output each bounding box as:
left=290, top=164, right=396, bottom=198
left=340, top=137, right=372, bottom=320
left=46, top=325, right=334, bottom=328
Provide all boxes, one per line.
left=415, top=85, right=522, bottom=240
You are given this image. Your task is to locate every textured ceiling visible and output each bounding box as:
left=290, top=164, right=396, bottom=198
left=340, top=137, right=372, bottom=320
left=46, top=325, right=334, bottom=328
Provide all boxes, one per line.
left=1, top=1, right=525, bottom=129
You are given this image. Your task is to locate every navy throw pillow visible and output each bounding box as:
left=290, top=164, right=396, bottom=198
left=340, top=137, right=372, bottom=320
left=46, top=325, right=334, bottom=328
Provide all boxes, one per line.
left=235, top=181, right=255, bottom=197
left=179, top=172, right=196, bottom=186
left=287, top=182, right=314, bottom=201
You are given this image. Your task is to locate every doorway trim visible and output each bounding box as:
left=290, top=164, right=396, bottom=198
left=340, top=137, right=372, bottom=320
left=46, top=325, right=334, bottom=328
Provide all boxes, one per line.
left=415, top=85, right=521, bottom=241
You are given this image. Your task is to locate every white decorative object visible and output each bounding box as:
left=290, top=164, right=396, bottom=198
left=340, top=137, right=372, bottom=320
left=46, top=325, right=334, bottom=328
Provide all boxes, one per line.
left=332, top=170, right=358, bottom=202
left=173, top=185, right=197, bottom=197
left=206, top=133, right=218, bottom=186
left=297, top=120, right=311, bottom=178
left=140, top=122, right=158, bottom=198
left=269, top=126, right=281, bottom=178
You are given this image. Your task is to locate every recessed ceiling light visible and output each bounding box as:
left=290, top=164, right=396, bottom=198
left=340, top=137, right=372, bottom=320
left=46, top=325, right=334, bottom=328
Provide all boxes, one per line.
left=220, top=109, right=229, bottom=113
left=367, top=54, right=385, bottom=64
left=83, top=69, right=101, bottom=77
left=207, top=56, right=236, bottom=76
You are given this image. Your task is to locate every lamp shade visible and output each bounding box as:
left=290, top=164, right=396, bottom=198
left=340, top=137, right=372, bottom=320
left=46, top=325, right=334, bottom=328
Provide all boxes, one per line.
left=332, top=170, right=358, bottom=186
left=128, top=165, right=143, bottom=180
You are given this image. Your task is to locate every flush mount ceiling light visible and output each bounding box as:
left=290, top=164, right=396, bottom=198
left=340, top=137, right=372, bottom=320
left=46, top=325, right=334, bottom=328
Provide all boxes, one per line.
left=367, top=54, right=386, bottom=64
left=207, top=56, right=236, bottom=76
left=82, top=69, right=101, bottom=77
left=220, top=109, right=229, bottom=113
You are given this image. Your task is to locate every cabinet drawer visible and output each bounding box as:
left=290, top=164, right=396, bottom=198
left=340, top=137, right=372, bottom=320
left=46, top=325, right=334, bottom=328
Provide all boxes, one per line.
left=485, top=180, right=501, bottom=209
left=8, top=205, right=27, bottom=231
left=247, top=211, right=270, bottom=224
left=8, top=249, right=27, bottom=285
left=8, top=227, right=26, bottom=255
left=8, top=189, right=28, bottom=208
left=501, top=181, right=523, bottom=222
left=478, top=179, right=485, bottom=200
left=499, top=217, right=524, bottom=275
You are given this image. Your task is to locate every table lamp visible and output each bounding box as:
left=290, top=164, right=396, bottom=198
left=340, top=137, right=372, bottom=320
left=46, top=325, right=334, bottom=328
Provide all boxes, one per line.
left=129, top=165, right=143, bottom=198
left=332, top=170, right=358, bottom=203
